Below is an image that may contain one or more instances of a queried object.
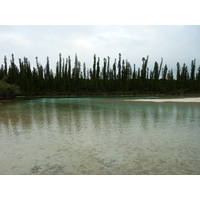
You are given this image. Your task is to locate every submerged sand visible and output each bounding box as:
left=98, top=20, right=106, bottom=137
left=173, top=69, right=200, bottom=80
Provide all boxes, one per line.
left=125, top=97, right=200, bottom=103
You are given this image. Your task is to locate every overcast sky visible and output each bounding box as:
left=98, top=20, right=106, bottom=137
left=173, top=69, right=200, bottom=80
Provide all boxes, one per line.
left=0, top=25, right=200, bottom=73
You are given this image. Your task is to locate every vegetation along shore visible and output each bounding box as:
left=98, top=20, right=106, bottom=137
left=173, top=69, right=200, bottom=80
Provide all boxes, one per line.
left=0, top=53, right=200, bottom=99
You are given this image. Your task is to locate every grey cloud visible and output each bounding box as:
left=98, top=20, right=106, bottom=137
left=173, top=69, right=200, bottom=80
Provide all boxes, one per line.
left=0, top=25, right=199, bottom=72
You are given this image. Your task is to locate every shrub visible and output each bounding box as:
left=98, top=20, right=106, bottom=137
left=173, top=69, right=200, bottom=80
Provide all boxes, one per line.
left=0, top=81, right=20, bottom=99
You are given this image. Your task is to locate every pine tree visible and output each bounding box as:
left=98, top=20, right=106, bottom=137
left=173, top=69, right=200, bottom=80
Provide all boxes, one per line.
left=0, top=53, right=200, bottom=95
left=68, top=56, right=71, bottom=80
left=190, top=59, right=196, bottom=80
left=122, top=59, right=125, bottom=81
left=141, top=55, right=149, bottom=80
left=158, top=57, right=163, bottom=79
left=8, top=54, right=19, bottom=85
left=19, top=58, right=25, bottom=91
left=96, top=57, right=100, bottom=81
left=118, top=53, right=121, bottom=80
left=176, top=62, right=181, bottom=81
left=103, top=58, right=107, bottom=81
left=64, top=58, right=68, bottom=79
left=132, top=64, right=136, bottom=79
left=93, top=54, right=96, bottom=80
left=107, top=56, right=110, bottom=80
left=196, top=67, right=200, bottom=81
left=4, top=55, right=7, bottom=76
left=181, top=63, right=188, bottom=81
left=0, top=65, right=4, bottom=80
left=83, top=62, right=86, bottom=80
left=45, top=56, right=50, bottom=80
left=44, top=56, right=51, bottom=90
left=153, top=62, right=159, bottom=81
left=62, top=58, right=65, bottom=78
left=113, top=58, right=117, bottom=80
left=163, top=64, right=168, bottom=80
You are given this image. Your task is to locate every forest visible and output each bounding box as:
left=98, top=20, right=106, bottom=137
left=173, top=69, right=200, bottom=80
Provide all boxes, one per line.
left=0, top=53, right=200, bottom=98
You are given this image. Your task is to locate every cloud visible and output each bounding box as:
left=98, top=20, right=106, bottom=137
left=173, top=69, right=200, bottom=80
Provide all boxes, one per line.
left=74, top=38, right=93, bottom=49
left=0, top=25, right=200, bottom=73
left=0, top=32, right=32, bottom=47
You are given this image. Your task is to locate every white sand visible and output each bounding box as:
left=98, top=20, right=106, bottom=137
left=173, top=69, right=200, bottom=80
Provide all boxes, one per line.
left=125, top=97, right=200, bottom=103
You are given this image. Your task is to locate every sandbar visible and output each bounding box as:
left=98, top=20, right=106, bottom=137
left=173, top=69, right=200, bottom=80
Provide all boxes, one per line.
left=125, top=97, right=200, bottom=103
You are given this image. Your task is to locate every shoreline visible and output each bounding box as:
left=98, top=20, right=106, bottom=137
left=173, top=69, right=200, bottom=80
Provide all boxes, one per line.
left=1, top=95, right=200, bottom=104
left=125, top=97, right=200, bottom=103
left=15, top=93, right=200, bottom=98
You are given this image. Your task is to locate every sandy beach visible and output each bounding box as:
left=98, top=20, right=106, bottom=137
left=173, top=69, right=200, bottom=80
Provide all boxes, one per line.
left=125, top=97, right=200, bottom=103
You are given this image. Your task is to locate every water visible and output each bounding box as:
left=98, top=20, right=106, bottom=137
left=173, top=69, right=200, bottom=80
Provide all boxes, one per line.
left=0, top=97, right=200, bottom=174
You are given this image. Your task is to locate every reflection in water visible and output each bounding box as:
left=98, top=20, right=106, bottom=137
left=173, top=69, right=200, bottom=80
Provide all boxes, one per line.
left=0, top=98, right=200, bottom=174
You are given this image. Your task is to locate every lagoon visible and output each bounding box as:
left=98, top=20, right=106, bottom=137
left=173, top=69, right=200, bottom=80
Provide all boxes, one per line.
left=0, top=97, right=200, bottom=174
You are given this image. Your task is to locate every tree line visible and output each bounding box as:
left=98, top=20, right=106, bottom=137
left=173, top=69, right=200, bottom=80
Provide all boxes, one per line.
left=0, top=53, right=200, bottom=96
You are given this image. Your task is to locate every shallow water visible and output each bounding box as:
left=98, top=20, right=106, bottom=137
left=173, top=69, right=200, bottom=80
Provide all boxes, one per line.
left=0, top=97, right=200, bottom=174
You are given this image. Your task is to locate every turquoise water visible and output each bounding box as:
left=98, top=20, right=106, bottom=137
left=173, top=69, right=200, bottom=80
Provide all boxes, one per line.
left=0, top=97, right=200, bottom=174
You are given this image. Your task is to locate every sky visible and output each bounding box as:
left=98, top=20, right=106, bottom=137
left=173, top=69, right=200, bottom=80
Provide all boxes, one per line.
left=0, top=25, right=200, bottom=74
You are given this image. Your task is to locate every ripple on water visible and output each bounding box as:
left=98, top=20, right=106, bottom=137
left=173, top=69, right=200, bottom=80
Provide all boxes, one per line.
left=0, top=98, right=200, bottom=174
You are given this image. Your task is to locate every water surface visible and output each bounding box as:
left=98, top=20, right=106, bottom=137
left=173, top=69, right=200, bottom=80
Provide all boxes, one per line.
left=0, top=97, right=200, bottom=174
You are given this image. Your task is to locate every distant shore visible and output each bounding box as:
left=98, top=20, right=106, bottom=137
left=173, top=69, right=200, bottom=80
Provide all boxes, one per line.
left=1, top=94, right=200, bottom=104
left=15, top=93, right=200, bottom=99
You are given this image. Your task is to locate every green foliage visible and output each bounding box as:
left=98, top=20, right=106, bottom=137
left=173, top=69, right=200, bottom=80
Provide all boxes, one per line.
left=0, top=54, right=200, bottom=96
left=0, top=81, right=20, bottom=99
